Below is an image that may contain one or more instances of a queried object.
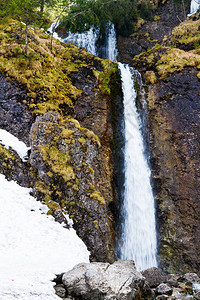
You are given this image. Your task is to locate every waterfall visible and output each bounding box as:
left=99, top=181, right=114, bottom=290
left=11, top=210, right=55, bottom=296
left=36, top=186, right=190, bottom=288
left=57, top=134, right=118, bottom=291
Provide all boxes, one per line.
left=64, top=27, right=99, bottom=56
left=118, top=63, right=157, bottom=270
left=51, top=22, right=157, bottom=270
left=49, top=22, right=117, bottom=60
left=188, top=0, right=200, bottom=15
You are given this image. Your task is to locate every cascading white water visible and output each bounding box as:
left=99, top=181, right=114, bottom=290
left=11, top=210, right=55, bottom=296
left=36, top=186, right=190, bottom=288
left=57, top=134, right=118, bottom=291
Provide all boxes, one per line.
left=188, top=0, right=200, bottom=15
left=65, top=27, right=99, bottom=56
left=118, top=63, right=157, bottom=270
left=50, top=21, right=157, bottom=270
left=49, top=22, right=117, bottom=60
left=104, top=22, right=118, bottom=61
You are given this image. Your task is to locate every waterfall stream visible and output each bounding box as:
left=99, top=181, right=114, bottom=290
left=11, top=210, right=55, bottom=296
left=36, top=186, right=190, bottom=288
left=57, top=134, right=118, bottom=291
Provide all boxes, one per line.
left=189, top=0, right=200, bottom=15
left=118, top=63, right=157, bottom=270
left=51, top=23, right=157, bottom=270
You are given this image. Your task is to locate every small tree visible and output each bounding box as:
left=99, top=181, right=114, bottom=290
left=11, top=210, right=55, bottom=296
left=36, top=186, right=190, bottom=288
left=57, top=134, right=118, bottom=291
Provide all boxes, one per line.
left=3, top=0, right=41, bottom=53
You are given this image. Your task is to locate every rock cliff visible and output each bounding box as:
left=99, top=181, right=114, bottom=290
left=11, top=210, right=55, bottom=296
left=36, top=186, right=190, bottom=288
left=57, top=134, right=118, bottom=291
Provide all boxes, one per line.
left=131, top=14, right=200, bottom=273
left=0, top=18, right=123, bottom=262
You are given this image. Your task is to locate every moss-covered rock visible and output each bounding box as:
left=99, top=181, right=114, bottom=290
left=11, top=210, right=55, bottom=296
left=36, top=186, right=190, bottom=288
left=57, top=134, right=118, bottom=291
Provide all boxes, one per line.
left=133, top=45, right=200, bottom=82
left=0, top=143, right=31, bottom=187
left=170, top=19, right=200, bottom=51
left=30, top=111, right=116, bottom=262
left=0, top=17, right=117, bottom=118
left=0, top=18, right=122, bottom=263
left=117, top=0, right=191, bottom=63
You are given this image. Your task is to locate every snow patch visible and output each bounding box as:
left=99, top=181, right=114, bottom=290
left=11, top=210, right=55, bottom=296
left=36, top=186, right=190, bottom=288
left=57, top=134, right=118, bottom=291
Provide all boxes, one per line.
left=0, top=174, right=90, bottom=299
left=0, top=129, right=30, bottom=161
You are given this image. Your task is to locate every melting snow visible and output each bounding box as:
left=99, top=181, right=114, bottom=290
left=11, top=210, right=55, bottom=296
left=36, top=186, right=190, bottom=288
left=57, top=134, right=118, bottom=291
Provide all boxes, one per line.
left=0, top=129, right=30, bottom=161
left=0, top=174, right=90, bottom=299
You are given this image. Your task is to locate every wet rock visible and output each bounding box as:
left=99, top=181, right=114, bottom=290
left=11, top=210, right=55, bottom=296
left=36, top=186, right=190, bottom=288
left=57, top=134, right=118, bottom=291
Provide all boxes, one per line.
left=141, top=68, right=200, bottom=273
left=171, top=296, right=193, bottom=300
left=0, top=72, right=33, bottom=146
left=141, top=282, right=155, bottom=300
left=194, top=292, right=200, bottom=300
left=156, top=283, right=173, bottom=296
left=62, top=260, right=145, bottom=300
left=165, top=274, right=179, bottom=287
left=54, top=284, right=66, bottom=298
left=142, top=267, right=165, bottom=288
left=180, top=273, right=200, bottom=284
left=156, top=295, right=170, bottom=300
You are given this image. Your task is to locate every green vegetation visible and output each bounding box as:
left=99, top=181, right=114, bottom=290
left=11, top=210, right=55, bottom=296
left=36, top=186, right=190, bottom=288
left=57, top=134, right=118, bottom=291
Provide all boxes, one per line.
left=0, top=18, right=117, bottom=117
left=60, top=0, right=153, bottom=37
left=171, top=19, right=200, bottom=46
left=0, top=144, right=15, bottom=170
left=133, top=17, right=200, bottom=83
left=134, top=44, right=200, bottom=81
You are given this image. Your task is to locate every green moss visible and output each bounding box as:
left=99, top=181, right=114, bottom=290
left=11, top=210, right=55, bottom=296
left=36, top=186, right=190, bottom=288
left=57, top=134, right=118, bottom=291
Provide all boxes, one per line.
left=47, top=200, right=60, bottom=210
left=171, top=19, right=200, bottom=47
left=78, top=137, right=86, bottom=146
left=153, top=15, right=160, bottom=21
left=145, top=70, right=158, bottom=84
left=90, top=190, right=106, bottom=205
left=0, top=144, right=15, bottom=160
left=61, top=129, right=75, bottom=139
left=80, top=127, right=101, bottom=147
left=97, top=60, right=118, bottom=96
left=156, top=48, right=199, bottom=79
left=134, top=44, right=200, bottom=81
left=0, top=18, right=117, bottom=118
left=39, top=144, right=75, bottom=182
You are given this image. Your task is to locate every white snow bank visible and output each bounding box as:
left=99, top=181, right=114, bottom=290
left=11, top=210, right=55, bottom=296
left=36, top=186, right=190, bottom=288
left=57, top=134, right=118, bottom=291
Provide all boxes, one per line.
left=0, top=129, right=30, bottom=161
left=0, top=174, right=90, bottom=299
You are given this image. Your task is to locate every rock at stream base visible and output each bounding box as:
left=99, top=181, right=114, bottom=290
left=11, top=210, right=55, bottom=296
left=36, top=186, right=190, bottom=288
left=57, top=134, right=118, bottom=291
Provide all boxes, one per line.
left=155, top=283, right=173, bottom=296
left=62, top=260, right=145, bottom=300
left=142, top=267, right=166, bottom=288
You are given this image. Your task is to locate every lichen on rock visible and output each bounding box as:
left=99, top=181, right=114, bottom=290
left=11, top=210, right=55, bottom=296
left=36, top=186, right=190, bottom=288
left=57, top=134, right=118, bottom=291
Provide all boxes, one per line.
left=30, top=111, right=115, bottom=262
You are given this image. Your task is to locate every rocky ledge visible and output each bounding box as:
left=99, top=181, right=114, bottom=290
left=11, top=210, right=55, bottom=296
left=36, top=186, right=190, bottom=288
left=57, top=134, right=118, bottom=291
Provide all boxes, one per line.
left=53, top=261, right=200, bottom=300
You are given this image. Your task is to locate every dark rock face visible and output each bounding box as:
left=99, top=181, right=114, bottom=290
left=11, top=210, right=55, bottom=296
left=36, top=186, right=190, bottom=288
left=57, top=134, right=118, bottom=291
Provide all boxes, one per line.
left=0, top=146, right=31, bottom=187
left=0, top=72, right=33, bottom=146
left=146, top=68, right=200, bottom=273
left=117, top=0, right=190, bottom=63
left=141, top=267, right=166, bottom=288
left=30, top=111, right=115, bottom=262
left=0, top=73, right=33, bottom=186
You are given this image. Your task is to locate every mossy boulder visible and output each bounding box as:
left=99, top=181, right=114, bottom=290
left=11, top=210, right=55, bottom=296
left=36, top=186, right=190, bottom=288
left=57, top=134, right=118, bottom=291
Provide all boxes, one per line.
left=30, top=111, right=116, bottom=262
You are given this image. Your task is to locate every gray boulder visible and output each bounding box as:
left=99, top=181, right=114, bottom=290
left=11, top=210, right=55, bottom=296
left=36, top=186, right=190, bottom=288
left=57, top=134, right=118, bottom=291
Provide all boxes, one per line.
left=62, top=260, right=145, bottom=300
left=142, top=267, right=166, bottom=288
left=156, top=283, right=172, bottom=296
left=181, top=273, right=200, bottom=284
